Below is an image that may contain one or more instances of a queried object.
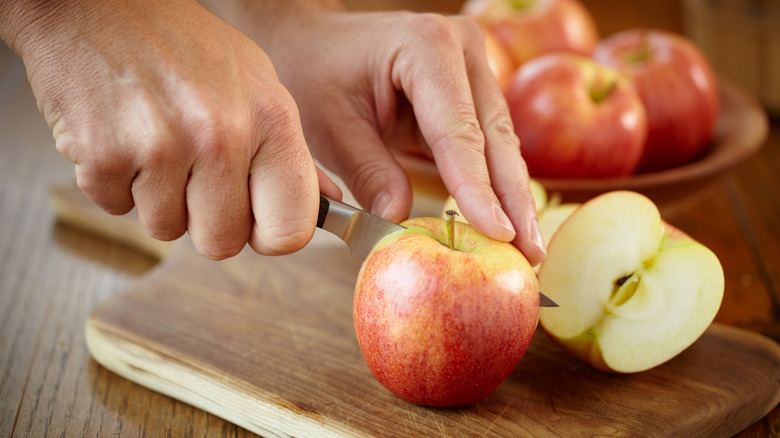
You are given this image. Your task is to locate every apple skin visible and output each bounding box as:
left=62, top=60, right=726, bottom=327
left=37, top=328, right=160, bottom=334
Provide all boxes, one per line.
left=441, top=179, right=579, bottom=266
left=505, top=53, right=648, bottom=178
left=538, top=191, right=724, bottom=373
left=593, top=29, right=720, bottom=172
left=353, top=217, right=539, bottom=407
left=462, top=0, right=599, bottom=66
left=482, top=26, right=517, bottom=91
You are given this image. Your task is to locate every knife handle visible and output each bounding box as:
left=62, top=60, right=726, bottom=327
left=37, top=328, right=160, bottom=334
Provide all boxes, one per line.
left=317, top=195, right=330, bottom=229
left=317, top=195, right=362, bottom=237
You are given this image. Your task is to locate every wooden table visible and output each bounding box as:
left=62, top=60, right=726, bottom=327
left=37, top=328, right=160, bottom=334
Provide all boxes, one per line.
left=1, top=1, right=778, bottom=436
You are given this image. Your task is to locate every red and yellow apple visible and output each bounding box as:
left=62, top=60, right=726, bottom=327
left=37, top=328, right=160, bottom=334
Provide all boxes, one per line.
left=353, top=215, right=539, bottom=407
left=538, top=191, right=724, bottom=373
left=593, top=29, right=720, bottom=172
left=481, top=25, right=517, bottom=90
left=505, top=53, right=648, bottom=178
left=461, top=0, right=599, bottom=66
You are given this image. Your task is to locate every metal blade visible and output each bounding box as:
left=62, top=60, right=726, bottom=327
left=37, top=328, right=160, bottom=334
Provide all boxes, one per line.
left=317, top=195, right=404, bottom=259
left=539, top=291, right=559, bottom=307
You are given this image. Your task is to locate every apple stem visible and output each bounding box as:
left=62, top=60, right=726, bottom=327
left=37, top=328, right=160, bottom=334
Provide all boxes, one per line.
left=445, top=209, right=458, bottom=250
left=590, top=80, right=618, bottom=104
left=508, top=0, right=535, bottom=11
left=625, top=30, right=653, bottom=65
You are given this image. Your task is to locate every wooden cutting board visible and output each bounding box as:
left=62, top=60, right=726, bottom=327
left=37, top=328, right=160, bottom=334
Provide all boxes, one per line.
left=51, top=183, right=780, bottom=437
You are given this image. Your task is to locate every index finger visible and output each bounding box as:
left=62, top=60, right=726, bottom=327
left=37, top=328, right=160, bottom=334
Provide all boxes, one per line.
left=456, top=16, right=547, bottom=265
left=392, top=14, right=516, bottom=243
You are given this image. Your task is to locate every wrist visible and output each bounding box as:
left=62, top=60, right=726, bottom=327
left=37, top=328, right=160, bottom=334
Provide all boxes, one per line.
left=0, top=0, right=72, bottom=58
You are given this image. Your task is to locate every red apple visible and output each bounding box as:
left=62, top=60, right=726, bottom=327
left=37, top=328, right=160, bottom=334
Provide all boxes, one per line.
left=462, top=0, right=599, bottom=66
left=593, top=29, right=720, bottom=172
left=482, top=26, right=517, bottom=91
left=353, top=214, right=539, bottom=407
left=505, top=53, right=648, bottom=178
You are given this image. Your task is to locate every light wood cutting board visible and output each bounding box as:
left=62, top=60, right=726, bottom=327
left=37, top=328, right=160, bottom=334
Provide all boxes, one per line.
left=51, top=183, right=780, bottom=437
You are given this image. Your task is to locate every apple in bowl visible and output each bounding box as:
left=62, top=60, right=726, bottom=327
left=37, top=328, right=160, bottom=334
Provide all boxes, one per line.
left=353, top=214, right=539, bottom=407
left=593, top=29, right=720, bottom=172
left=461, top=0, right=599, bottom=66
left=481, top=25, right=517, bottom=90
left=505, top=53, right=648, bottom=178
left=538, top=191, right=724, bottom=373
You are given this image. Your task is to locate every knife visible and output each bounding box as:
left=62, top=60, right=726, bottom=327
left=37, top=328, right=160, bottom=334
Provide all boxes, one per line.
left=316, top=195, right=559, bottom=307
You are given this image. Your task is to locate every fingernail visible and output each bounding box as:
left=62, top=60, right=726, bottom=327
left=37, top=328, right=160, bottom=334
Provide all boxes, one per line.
left=371, top=191, right=394, bottom=219
left=494, top=203, right=516, bottom=237
left=529, top=217, right=546, bottom=257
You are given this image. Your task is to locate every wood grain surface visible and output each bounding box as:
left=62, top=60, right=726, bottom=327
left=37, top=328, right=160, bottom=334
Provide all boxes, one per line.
left=52, top=183, right=778, bottom=437
left=2, top=1, right=780, bottom=437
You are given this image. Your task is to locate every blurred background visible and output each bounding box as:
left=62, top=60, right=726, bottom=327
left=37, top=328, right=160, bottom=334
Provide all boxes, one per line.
left=344, top=0, right=780, bottom=117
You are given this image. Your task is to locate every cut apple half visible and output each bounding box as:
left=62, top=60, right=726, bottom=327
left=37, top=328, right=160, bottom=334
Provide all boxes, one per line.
left=538, top=191, right=724, bottom=373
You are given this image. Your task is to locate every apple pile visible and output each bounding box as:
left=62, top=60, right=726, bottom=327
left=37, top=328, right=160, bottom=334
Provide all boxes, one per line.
left=462, top=0, right=720, bottom=177
left=353, top=213, right=539, bottom=407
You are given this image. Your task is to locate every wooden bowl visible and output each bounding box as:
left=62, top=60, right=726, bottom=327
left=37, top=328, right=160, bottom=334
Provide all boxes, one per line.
left=402, top=79, right=768, bottom=217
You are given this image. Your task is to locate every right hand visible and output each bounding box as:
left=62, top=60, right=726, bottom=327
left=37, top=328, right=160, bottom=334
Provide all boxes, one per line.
left=6, top=0, right=341, bottom=259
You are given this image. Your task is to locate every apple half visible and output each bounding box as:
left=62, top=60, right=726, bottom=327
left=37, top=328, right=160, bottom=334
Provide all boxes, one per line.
left=538, top=191, right=724, bottom=373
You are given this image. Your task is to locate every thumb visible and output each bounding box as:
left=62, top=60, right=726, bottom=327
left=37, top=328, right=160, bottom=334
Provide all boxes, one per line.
left=248, top=111, right=320, bottom=256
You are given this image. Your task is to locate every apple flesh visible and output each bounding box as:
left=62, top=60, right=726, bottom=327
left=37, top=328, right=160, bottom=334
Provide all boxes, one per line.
left=462, top=0, right=599, bottom=66
left=353, top=216, right=539, bottom=407
left=538, top=191, right=724, bottom=373
left=505, top=53, right=648, bottom=178
left=593, top=29, right=720, bottom=172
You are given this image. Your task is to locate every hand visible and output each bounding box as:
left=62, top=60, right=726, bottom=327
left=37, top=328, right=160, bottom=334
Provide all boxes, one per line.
left=3, top=0, right=341, bottom=259
left=229, top=7, right=546, bottom=265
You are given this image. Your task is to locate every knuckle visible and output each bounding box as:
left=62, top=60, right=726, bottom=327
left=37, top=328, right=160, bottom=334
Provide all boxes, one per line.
left=75, top=175, right=131, bottom=215
left=345, top=158, right=391, bottom=199
left=146, top=223, right=187, bottom=243
left=453, top=15, right=483, bottom=40
left=432, top=110, right=485, bottom=156
left=486, top=113, right=520, bottom=146
left=197, top=240, right=245, bottom=261
left=258, top=88, right=300, bottom=127
left=253, top=219, right=313, bottom=256
left=411, top=13, right=461, bottom=49
left=188, top=110, right=249, bottom=165
left=74, top=159, right=134, bottom=215
left=134, top=122, right=182, bottom=167
left=140, top=209, right=187, bottom=242
left=255, top=96, right=310, bottom=165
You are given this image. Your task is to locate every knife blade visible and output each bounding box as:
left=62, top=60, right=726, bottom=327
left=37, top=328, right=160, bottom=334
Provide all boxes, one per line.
left=317, top=195, right=404, bottom=260
left=316, top=195, right=558, bottom=307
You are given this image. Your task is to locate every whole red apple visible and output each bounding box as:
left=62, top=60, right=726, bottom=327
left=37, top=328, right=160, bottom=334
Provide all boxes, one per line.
left=505, top=53, right=648, bottom=178
left=353, top=214, right=539, bottom=407
left=593, top=29, right=719, bottom=172
left=462, top=0, right=599, bottom=66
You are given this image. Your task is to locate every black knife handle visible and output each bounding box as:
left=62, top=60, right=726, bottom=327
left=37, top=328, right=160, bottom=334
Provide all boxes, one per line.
left=317, top=195, right=329, bottom=229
